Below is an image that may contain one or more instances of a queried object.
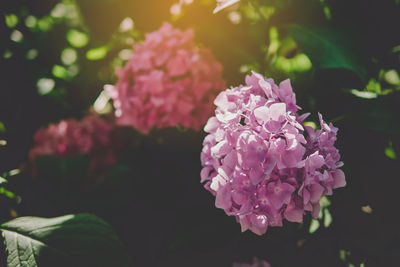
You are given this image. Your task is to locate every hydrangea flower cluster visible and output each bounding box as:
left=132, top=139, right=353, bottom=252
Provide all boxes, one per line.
left=232, top=257, right=271, bottom=267
left=200, top=71, right=346, bottom=235
left=108, top=22, right=225, bottom=134
left=28, top=114, right=115, bottom=177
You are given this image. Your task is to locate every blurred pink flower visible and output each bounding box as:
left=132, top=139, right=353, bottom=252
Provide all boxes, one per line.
left=232, top=257, right=271, bottom=267
left=108, top=22, right=225, bottom=134
left=28, top=113, right=115, bottom=178
left=200, top=71, right=346, bottom=235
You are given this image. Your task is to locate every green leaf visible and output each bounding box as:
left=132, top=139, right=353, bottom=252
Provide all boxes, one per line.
left=0, top=214, right=132, bottom=267
left=52, top=65, right=68, bottom=79
left=4, top=14, right=18, bottom=28
left=349, top=89, right=377, bottom=99
left=287, top=24, right=366, bottom=80
left=323, top=208, right=333, bottom=228
left=383, top=69, right=400, bottom=86
left=0, top=121, right=5, bottom=133
left=309, top=219, right=320, bottom=234
left=0, top=177, right=7, bottom=185
left=86, top=46, right=108, bottom=61
left=66, top=29, right=89, bottom=48
left=319, top=196, right=331, bottom=209
left=385, top=141, right=397, bottom=159
left=37, top=16, right=54, bottom=32
left=0, top=187, right=15, bottom=199
left=275, top=53, right=312, bottom=73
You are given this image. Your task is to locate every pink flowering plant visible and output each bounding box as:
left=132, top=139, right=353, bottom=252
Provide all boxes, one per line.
left=108, top=22, right=225, bottom=134
left=28, top=113, right=115, bottom=180
left=200, top=71, right=346, bottom=235
left=232, top=257, right=271, bottom=267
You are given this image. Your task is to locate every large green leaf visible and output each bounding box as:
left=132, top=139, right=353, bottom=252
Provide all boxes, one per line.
left=0, top=214, right=132, bottom=267
left=287, top=24, right=366, bottom=80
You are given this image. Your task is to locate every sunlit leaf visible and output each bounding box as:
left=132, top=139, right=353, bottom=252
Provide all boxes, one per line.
left=119, top=17, right=134, bottom=32
left=52, top=65, right=69, bottom=79
left=3, top=50, right=13, bottom=59
left=67, top=65, right=80, bottom=77
left=0, top=187, right=15, bottom=199
left=361, top=205, right=373, bottom=214
left=8, top=169, right=20, bottom=176
left=61, top=47, right=78, bottom=65
left=323, top=208, right=333, bottom=227
left=37, top=16, right=54, bottom=32
left=323, top=6, right=331, bottom=20
left=26, top=49, right=38, bottom=60
left=25, top=15, right=37, bottom=28
left=365, top=78, right=381, bottom=94
left=266, top=27, right=280, bottom=57
left=37, top=78, right=55, bottom=95
left=86, top=46, right=108, bottom=61
left=4, top=14, right=18, bottom=28
left=118, top=49, right=132, bottom=60
left=385, top=141, right=397, bottom=159
left=0, top=121, right=5, bottom=133
left=228, top=11, right=241, bottom=24
left=303, top=121, right=317, bottom=130
left=309, top=219, right=320, bottom=234
left=241, top=3, right=261, bottom=21
left=10, top=30, right=23, bottom=42
left=275, top=53, right=312, bottom=73
left=287, top=24, right=366, bottom=80
left=350, top=89, right=377, bottom=99
left=239, top=63, right=260, bottom=74
left=339, top=249, right=347, bottom=261
left=384, top=69, right=400, bottom=85
left=320, top=196, right=331, bottom=208
left=0, top=177, right=8, bottom=185
left=259, top=6, right=275, bottom=20
left=66, top=29, right=89, bottom=48
left=51, top=3, right=67, bottom=18
left=93, top=89, right=112, bottom=114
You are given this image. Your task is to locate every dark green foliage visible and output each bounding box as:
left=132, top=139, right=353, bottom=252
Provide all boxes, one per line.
left=0, top=214, right=132, bottom=267
left=287, top=24, right=366, bottom=80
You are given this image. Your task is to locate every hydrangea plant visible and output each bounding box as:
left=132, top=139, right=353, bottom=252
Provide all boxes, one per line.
left=28, top=113, right=115, bottom=178
left=108, top=22, right=225, bottom=133
left=200, top=71, right=346, bottom=235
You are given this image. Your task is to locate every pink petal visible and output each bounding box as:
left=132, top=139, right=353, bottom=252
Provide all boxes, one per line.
left=204, top=117, right=220, bottom=133
left=309, top=183, right=325, bottom=203
left=215, top=184, right=232, bottom=210
left=332, top=169, right=346, bottom=189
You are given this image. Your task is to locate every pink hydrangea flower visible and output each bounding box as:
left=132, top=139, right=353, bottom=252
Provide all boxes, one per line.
left=28, top=113, right=115, bottom=178
left=108, top=22, right=225, bottom=134
left=232, top=257, right=271, bottom=267
left=200, top=71, right=346, bottom=235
